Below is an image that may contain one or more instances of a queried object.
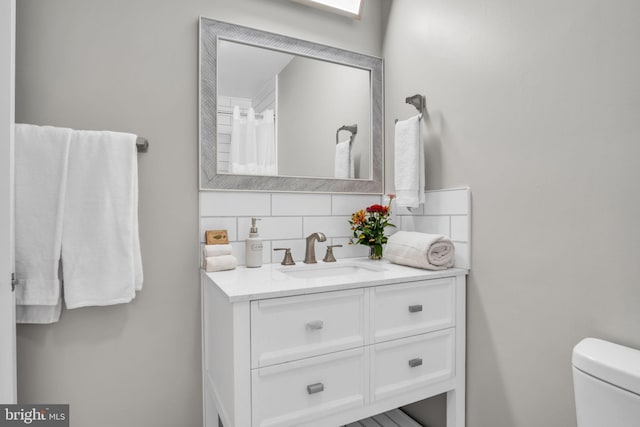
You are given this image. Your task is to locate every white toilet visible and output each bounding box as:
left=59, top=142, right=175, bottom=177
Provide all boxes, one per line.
left=572, top=338, right=640, bottom=426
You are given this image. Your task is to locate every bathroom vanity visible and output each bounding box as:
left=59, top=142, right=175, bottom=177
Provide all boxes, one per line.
left=201, top=259, right=467, bottom=427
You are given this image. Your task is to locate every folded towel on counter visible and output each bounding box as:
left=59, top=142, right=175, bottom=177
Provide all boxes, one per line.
left=394, top=115, right=424, bottom=208
left=335, top=140, right=353, bottom=178
left=205, top=255, right=237, bottom=272
left=203, top=244, right=233, bottom=258
left=14, top=124, right=72, bottom=324
left=385, top=231, right=455, bottom=270
left=62, top=130, right=143, bottom=309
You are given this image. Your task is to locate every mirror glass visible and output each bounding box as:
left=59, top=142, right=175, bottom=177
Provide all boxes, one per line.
left=217, top=40, right=371, bottom=180
left=200, top=18, right=383, bottom=193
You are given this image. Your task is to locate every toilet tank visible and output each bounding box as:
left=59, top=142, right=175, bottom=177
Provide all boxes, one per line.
left=572, top=338, right=640, bottom=427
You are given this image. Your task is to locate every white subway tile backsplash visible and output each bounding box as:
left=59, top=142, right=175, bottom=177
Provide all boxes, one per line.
left=261, top=241, right=273, bottom=265
left=336, top=242, right=370, bottom=258
left=424, top=188, right=470, bottom=215
left=450, top=215, right=470, bottom=242
left=272, top=193, right=331, bottom=216
left=200, top=192, right=271, bottom=217
left=199, top=188, right=470, bottom=268
left=412, top=215, right=451, bottom=236
left=199, top=217, right=237, bottom=243
left=394, top=204, right=424, bottom=216
left=230, top=241, right=245, bottom=265
left=238, top=216, right=302, bottom=240
left=331, top=194, right=382, bottom=215
left=453, top=242, right=470, bottom=270
left=303, top=216, right=352, bottom=238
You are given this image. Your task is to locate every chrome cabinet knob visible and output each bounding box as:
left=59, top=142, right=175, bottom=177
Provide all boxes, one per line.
left=408, top=304, right=423, bottom=313
left=408, top=358, right=423, bottom=368
left=305, top=320, right=324, bottom=330
left=307, top=382, right=324, bottom=394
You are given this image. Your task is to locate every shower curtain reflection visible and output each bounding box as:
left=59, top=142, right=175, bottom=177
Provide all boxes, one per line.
left=229, top=105, right=276, bottom=175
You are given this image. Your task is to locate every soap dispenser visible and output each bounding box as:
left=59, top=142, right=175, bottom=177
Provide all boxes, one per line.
left=245, top=217, right=263, bottom=268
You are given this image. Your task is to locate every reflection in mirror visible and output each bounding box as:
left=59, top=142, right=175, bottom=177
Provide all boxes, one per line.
left=217, top=40, right=371, bottom=179
left=200, top=18, right=383, bottom=193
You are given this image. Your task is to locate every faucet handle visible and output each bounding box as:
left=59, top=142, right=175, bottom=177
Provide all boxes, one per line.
left=323, top=245, right=343, bottom=263
left=274, top=248, right=296, bottom=265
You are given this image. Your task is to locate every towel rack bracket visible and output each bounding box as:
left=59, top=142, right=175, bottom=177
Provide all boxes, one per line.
left=336, top=124, right=358, bottom=145
left=136, top=137, right=149, bottom=153
left=395, top=94, right=427, bottom=124
left=405, top=94, right=426, bottom=115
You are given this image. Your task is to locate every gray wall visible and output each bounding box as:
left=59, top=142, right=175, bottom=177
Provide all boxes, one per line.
left=14, top=1, right=383, bottom=426
left=19, top=1, right=640, bottom=426
left=278, top=56, right=371, bottom=178
left=384, top=1, right=640, bottom=426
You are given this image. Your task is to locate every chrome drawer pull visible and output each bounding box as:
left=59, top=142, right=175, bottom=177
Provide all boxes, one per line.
left=408, top=358, right=423, bottom=368
left=307, top=382, right=324, bottom=394
left=306, top=320, right=324, bottom=330
left=408, top=304, right=423, bottom=313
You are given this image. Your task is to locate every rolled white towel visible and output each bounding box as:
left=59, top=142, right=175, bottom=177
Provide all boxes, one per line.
left=203, top=244, right=233, bottom=258
left=205, top=255, right=237, bottom=272
left=385, top=231, right=455, bottom=270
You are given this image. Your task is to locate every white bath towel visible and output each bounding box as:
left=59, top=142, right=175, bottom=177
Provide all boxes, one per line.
left=14, top=124, right=72, bottom=323
left=205, top=255, right=237, bottom=272
left=62, top=130, right=143, bottom=309
left=335, top=140, right=353, bottom=178
left=385, top=231, right=455, bottom=270
left=203, top=244, right=233, bottom=258
left=394, top=115, right=424, bottom=208
left=16, top=303, right=62, bottom=325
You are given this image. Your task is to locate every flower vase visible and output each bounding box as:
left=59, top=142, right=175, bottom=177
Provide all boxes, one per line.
left=368, top=244, right=383, bottom=260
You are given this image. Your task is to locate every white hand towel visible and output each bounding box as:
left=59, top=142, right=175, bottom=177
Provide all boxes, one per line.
left=335, top=140, right=352, bottom=178
left=203, top=244, right=233, bottom=258
left=14, top=124, right=72, bottom=323
left=394, top=115, right=425, bottom=208
left=205, top=255, right=237, bottom=272
left=385, top=231, right=455, bottom=270
left=62, top=130, right=143, bottom=309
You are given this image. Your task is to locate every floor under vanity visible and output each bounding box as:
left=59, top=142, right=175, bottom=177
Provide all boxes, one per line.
left=202, top=259, right=467, bottom=427
left=346, top=408, right=421, bottom=426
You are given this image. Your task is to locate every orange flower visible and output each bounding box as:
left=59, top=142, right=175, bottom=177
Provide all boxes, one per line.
left=351, top=209, right=366, bottom=226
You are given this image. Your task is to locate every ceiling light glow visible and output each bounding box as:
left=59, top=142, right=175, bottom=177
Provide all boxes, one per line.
left=290, top=0, right=363, bottom=19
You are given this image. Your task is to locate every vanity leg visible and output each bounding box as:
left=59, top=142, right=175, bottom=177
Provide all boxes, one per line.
left=446, top=389, right=465, bottom=427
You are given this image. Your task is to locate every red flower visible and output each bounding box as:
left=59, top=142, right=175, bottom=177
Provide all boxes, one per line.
left=366, top=204, right=388, bottom=214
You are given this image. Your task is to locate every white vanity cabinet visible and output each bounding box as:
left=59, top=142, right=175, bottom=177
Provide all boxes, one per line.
left=202, top=260, right=467, bottom=427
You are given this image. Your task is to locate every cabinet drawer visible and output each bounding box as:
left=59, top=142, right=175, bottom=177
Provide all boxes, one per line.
left=372, top=278, right=455, bottom=343
left=251, top=289, right=366, bottom=368
left=372, top=329, right=454, bottom=401
left=252, top=347, right=368, bottom=427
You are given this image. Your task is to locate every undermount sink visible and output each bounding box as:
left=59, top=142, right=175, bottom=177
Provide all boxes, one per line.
left=277, top=261, right=386, bottom=279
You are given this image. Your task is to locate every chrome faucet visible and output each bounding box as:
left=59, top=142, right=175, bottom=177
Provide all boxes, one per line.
left=304, top=232, right=327, bottom=264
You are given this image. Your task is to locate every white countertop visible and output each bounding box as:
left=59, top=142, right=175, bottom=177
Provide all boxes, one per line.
left=203, top=258, right=468, bottom=302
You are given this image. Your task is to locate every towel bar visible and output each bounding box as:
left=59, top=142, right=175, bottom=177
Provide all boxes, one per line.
left=395, top=93, right=427, bottom=124
left=336, top=124, right=358, bottom=145
left=136, top=137, right=149, bottom=153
